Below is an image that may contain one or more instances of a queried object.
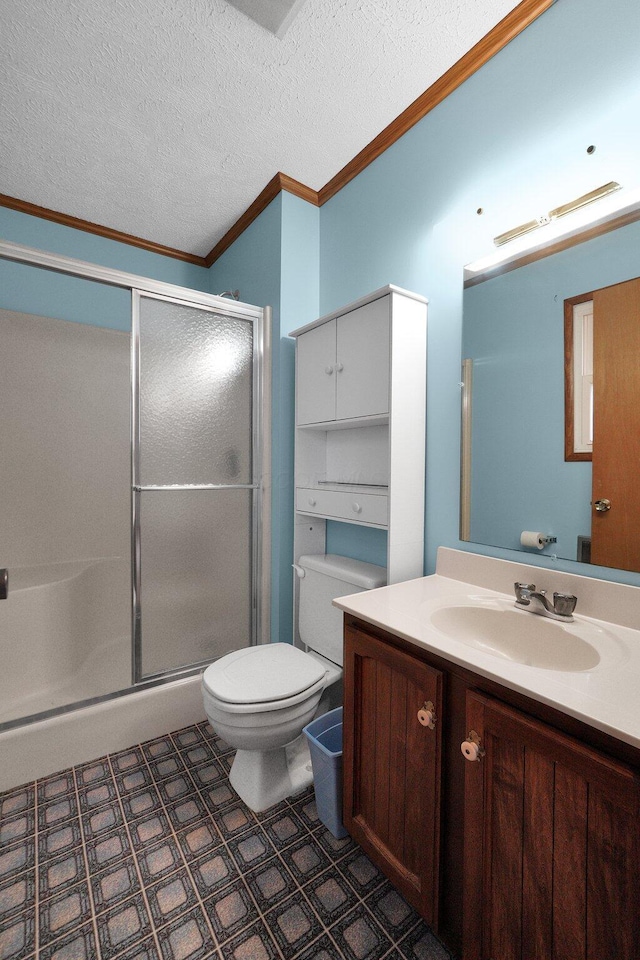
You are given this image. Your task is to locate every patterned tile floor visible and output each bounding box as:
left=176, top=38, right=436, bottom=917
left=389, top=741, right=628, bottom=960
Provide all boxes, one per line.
left=0, top=720, right=453, bottom=960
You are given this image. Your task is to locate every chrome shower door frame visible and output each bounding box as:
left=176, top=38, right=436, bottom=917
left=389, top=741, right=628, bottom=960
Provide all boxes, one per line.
left=0, top=239, right=270, bottom=730
left=131, top=288, right=265, bottom=684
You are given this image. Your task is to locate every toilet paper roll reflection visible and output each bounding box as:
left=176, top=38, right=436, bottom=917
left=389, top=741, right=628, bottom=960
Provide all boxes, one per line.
left=520, top=531, right=546, bottom=549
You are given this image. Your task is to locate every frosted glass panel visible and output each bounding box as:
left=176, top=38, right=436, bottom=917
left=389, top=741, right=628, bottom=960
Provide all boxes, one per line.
left=139, top=490, right=252, bottom=677
left=139, top=297, right=253, bottom=485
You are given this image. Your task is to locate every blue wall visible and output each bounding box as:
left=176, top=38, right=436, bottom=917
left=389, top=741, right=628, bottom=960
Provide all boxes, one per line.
left=0, top=206, right=209, bottom=287
left=208, top=192, right=320, bottom=643
left=318, top=0, right=640, bottom=587
left=278, top=193, right=320, bottom=640
left=3, top=0, right=640, bottom=642
left=207, top=195, right=286, bottom=643
left=0, top=191, right=319, bottom=646
left=0, top=205, right=209, bottom=330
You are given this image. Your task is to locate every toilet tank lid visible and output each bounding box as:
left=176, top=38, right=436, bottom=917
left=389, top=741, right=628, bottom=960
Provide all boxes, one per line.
left=202, top=643, right=326, bottom=704
left=298, top=554, right=387, bottom=589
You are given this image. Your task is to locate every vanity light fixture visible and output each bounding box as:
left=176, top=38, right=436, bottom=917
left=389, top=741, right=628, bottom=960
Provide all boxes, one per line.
left=493, top=181, right=621, bottom=247
left=465, top=181, right=640, bottom=279
left=548, top=180, right=621, bottom=220
left=493, top=213, right=552, bottom=247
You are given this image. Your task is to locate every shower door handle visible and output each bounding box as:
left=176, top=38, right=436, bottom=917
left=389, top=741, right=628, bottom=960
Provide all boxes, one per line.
left=0, top=568, right=7, bottom=600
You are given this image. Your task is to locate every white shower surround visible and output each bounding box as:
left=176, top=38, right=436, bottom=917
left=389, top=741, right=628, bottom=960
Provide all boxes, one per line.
left=0, top=247, right=271, bottom=795
left=0, top=556, right=205, bottom=793
left=0, top=560, right=130, bottom=727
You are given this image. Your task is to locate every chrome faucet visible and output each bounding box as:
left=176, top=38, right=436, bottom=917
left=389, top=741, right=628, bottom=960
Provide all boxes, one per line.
left=514, top=582, right=577, bottom=621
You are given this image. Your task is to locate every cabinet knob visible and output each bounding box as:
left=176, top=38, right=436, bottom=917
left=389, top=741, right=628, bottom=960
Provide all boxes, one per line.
left=594, top=498, right=611, bottom=512
left=335, top=361, right=344, bottom=372
left=417, top=701, right=436, bottom=729
left=308, top=497, right=317, bottom=507
left=352, top=502, right=362, bottom=514
left=461, top=730, right=484, bottom=762
left=325, top=365, right=334, bottom=375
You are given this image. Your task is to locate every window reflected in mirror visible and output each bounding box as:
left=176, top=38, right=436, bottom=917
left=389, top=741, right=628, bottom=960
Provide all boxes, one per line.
left=564, top=295, right=593, bottom=461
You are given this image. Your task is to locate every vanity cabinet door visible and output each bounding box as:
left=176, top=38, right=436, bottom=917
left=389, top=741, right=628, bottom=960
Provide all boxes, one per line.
left=343, top=621, right=442, bottom=923
left=462, top=691, right=640, bottom=960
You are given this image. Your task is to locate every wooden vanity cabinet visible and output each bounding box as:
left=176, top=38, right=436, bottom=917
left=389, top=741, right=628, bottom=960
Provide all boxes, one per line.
left=342, top=619, right=443, bottom=923
left=463, top=691, right=640, bottom=960
left=342, top=615, right=640, bottom=960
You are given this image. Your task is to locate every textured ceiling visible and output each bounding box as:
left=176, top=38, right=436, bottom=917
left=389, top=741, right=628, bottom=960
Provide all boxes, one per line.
left=1, top=0, right=521, bottom=257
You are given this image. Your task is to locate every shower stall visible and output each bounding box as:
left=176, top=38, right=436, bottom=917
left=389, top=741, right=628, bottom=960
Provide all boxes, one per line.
left=0, top=240, right=270, bottom=785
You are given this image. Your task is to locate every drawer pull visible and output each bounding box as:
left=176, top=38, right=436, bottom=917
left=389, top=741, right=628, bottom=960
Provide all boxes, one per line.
left=308, top=497, right=317, bottom=507
left=352, top=502, right=362, bottom=514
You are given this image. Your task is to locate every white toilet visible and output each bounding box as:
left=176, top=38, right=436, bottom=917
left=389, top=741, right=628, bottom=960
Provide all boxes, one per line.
left=201, top=554, right=386, bottom=812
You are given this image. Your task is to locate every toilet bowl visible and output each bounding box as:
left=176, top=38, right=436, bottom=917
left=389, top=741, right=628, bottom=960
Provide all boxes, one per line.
left=201, top=554, right=386, bottom=812
left=202, top=643, right=341, bottom=811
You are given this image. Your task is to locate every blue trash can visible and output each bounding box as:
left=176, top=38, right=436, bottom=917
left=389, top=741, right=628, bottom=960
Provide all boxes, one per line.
left=303, top=706, right=349, bottom=839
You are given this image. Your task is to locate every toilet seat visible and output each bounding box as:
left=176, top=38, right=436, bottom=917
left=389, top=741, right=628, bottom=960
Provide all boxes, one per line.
left=202, top=643, right=327, bottom=713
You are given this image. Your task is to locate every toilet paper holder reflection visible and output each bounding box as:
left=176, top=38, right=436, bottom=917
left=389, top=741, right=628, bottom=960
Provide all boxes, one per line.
left=520, top=531, right=557, bottom=549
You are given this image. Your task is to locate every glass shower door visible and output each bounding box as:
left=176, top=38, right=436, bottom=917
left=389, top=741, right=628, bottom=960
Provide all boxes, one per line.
left=133, top=292, right=259, bottom=680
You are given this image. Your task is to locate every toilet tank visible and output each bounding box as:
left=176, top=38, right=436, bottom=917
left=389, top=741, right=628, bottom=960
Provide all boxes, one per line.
left=297, top=554, right=387, bottom=666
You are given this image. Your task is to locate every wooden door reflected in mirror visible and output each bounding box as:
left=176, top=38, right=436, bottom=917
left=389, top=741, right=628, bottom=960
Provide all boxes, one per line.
left=591, top=278, right=640, bottom=569
left=565, top=277, right=640, bottom=570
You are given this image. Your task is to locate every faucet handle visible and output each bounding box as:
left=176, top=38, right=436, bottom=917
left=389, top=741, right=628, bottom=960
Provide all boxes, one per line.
left=553, top=592, right=577, bottom=617
left=514, top=582, right=536, bottom=603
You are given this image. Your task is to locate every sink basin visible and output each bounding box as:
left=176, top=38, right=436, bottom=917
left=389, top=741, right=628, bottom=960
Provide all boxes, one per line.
left=429, top=602, right=605, bottom=671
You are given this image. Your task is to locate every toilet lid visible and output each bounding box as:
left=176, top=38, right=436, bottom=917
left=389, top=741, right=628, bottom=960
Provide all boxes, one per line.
left=202, top=643, right=326, bottom=705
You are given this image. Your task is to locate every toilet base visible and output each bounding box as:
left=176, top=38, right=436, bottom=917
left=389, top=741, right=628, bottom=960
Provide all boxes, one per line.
left=228, top=734, right=314, bottom=812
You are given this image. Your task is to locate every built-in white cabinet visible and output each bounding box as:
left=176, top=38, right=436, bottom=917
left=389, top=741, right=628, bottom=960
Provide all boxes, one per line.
left=296, top=297, right=390, bottom=425
left=290, top=285, right=427, bottom=587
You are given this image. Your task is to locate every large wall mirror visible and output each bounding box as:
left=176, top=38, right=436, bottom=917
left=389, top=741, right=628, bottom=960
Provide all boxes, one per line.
left=461, top=213, right=640, bottom=574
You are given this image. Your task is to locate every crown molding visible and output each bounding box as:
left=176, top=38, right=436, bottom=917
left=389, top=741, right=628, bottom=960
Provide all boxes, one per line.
left=318, top=0, right=554, bottom=204
left=209, top=0, right=553, bottom=262
left=0, top=0, right=552, bottom=270
left=204, top=173, right=319, bottom=268
left=0, top=192, right=207, bottom=266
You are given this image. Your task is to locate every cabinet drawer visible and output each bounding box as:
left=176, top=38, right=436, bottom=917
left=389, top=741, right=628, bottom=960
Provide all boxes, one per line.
left=296, top=487, right=388, bottom=526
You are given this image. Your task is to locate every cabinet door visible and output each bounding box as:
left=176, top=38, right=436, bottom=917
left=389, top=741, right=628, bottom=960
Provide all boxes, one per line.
left=296, top=319, right=336, bottom=425
left=336, top=298, right=389, bottom=420
left=343, top=621, right=442, bottom=923
left=462, top=691, right=640, bottom=960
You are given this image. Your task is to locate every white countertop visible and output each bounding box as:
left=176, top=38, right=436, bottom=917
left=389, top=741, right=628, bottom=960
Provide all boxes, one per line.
left=333, top=548, right=640, bottom=750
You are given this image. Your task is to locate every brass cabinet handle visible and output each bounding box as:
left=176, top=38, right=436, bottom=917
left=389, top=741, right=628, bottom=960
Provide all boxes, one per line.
left=594, top=498, right=611, bottom=512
